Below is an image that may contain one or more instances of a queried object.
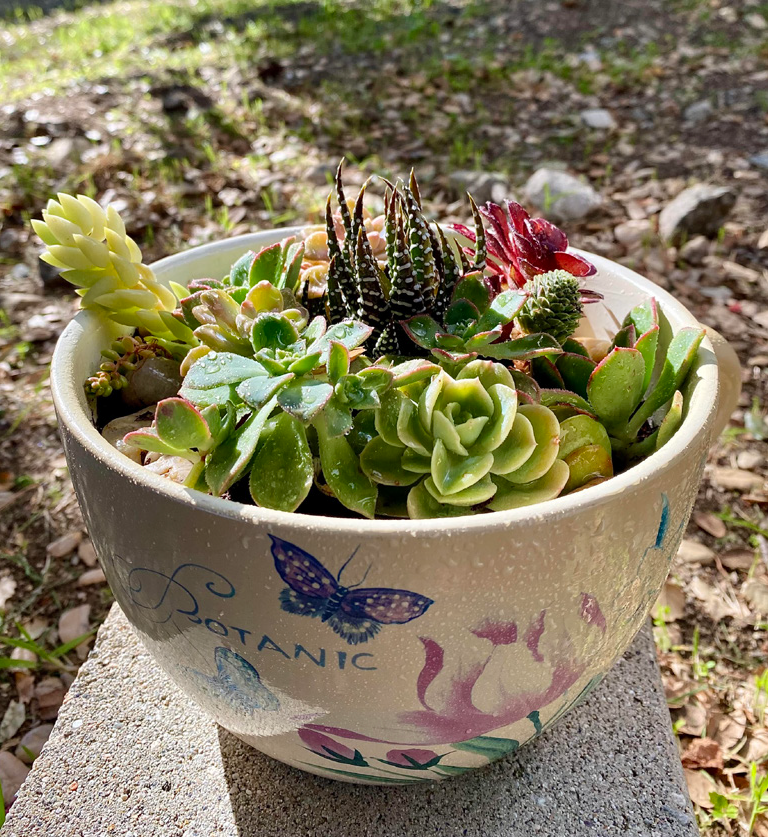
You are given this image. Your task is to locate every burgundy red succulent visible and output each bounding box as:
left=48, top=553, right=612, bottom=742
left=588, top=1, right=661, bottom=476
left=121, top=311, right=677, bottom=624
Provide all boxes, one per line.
left=452, top=200, right=597, bottom=290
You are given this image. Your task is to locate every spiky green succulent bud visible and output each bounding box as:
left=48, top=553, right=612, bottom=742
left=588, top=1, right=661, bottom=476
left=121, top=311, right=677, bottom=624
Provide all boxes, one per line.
left=32, top=194, right=195, bottom=346
left=360, top=359, right=568, bottom=518
left=517, top=270, right=584, bottom=344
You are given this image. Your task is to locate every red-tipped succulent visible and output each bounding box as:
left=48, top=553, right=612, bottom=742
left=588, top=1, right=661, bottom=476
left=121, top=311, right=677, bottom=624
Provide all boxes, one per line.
left=452, top=200, right=597, bottom=290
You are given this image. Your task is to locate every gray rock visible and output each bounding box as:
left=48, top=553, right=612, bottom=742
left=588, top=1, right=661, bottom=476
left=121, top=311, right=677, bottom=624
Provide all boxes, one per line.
left=9, top=262, right=30, bottom=280
left=449, top=170, right=513, bottom=205
left=523, top=168, right=602, bottom=222
left=121, top=357, right=183, bottom=409
left=750, top=152, right=768, bottom=171
left=306, top=162, right=337, bottom=186
left=658, top=184, right=736, bottom=243
left=15, top=724, right=54, bottom=764
left=683, top=100, right=713, bottom=123
left=43, top=137, right=89, bottom=167
left=580, top=108, right=616, bottom=130
left=0, top=751, right=30, bottom=802
left=679, top=235, right=710, bottom=265
left=614, top=219, right=653, bottom=248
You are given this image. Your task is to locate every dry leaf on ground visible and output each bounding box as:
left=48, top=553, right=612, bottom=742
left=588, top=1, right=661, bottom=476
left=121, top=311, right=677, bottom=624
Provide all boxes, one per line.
left=655, top=581, right=686, bottom=621
left=685, top=769, right=716, bottom=808
left=681, top=737, right=724, bottom=771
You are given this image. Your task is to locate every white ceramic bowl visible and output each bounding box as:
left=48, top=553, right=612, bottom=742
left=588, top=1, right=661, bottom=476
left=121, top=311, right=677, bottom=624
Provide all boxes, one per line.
left=51, top=231, right=738, bottom=784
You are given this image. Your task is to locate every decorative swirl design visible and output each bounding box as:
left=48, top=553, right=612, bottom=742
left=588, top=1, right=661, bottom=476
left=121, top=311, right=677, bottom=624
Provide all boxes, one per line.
left=125, top=562, right=236, bottom=625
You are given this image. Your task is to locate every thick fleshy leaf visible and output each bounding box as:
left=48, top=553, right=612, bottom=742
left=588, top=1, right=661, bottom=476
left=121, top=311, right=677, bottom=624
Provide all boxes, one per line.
left=249, top=413, right=313, bottom=512
left=375, top=388, right=407, bottom=447
left=563, top=444, right=613, bottom=494
left=123, top=427, right=187, bottom=458
left=457, top=358, right=516, bottom=390
left=656, top=390, right=684, bottom=450
left=540, top=388, right=596, bottom=418
left=531, top=356, right=565, bottom=388
left=237, top=373, right=293, bottom=409
left=185, top=352, right=267, bottom=389
left=627, top=327, right=705, bottom=436
left=322, top=397, right=355, bottom=438
left=430, top=439, right=494, bottom=496
left=434, top=332, right=468, bottom=351
left=334, top=374, right=380, bottom=409
left=555, top=352, right=596, bottom=400
left=360, top=437, right=421, bottom=486
left=287, top=351, right=322, bottom=376
left=251, top=313, right=300, bottom=352
left=386, top=358, right=441, bottom=387
left=277, top=379, right=334, bottom=423
left=488, top=460, right=569, bottom=511
left=155, top=398, right=211, bottom=451
left=304, top=315, right=327, bottom=344
left=623, top=298, right=658, bottom=338
left=346, top=409, right=377, bottom=453
left=309, top=320, right=373, bottom=363
left=474, top=290, right=526, bottom=333
left=586, top=348, right=646, bottom=430
left=452, top=273, right=491, bottom=314
left=279, top=240, right=304, bottom=292
left=205, top=398, right=276, bottom=496
left=502, top=404, right=560, bottom=484
left=425, top=472, right=496, bottom=506
left=229, top=251, right=255, bottom=286
left=610, top=324, right=636, bottom=350
left=561, top=338, right=590, bottom=358
left=401, top=315, right=440, bottom=349
left=634, top=325, right=660, bottom=394
left=401, top=447, right=432, bottom=473
left=406, top=480, right=478, bottom=519
left=179, top=380, right=238, bottom=408
left=444, top=298, right=480, bottom=335
left=327, top=341, right=350, bottom=384
left=398, top=397, right=433, bottom=456
left=248, top=243, right=282, bottom=286
left=491, top=412, right=536, bottom=475
left=558, top=414, right=611, bottom=460
left=482, top=333, right=562, bottom=361
left=472, top=383, right=518, bottom=453
left=315, top=414, right=377, bottom=519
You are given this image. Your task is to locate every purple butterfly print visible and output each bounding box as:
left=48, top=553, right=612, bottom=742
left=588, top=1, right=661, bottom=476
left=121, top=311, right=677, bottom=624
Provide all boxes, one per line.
left=269, top=536, right=434, bottom=645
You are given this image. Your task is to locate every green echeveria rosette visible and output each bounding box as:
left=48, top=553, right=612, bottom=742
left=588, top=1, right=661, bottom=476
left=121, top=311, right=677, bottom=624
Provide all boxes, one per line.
left=517, top=270, right=584, bottom=344
left=360, top=359, right=568, bottom=518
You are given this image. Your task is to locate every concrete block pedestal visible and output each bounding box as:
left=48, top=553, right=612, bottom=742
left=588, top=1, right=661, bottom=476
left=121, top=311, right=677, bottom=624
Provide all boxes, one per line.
left=1, top=606, right=697, bottom=837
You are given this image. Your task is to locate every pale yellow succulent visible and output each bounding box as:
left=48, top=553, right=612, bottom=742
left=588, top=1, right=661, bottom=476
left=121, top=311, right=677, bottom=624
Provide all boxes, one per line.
left=32, top=193, right=195, bottom=345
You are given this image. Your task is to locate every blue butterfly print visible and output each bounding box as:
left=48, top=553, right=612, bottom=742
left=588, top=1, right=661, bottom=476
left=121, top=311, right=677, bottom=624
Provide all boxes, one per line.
left=192, top=646, right=280, bottom=713
left=269, top=536, right=434, bottom=645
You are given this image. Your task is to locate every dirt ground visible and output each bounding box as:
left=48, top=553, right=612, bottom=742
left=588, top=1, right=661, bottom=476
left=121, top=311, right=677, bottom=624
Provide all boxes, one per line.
left=1, top=0, right=767, bottom=829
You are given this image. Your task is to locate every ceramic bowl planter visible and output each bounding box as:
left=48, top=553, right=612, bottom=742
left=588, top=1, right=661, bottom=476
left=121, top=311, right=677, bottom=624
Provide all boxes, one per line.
left=51, top=229, right=740, bottom=785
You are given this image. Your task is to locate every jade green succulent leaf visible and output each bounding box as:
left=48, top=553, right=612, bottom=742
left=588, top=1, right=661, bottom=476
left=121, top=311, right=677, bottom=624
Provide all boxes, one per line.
left=155, top=397, right=212, bottom=452
left=554, top=352, right=596, bottom=399
left=124, top=428, right=187, bottom=459
left=277, top=379, right=335, bottom=423
left=587, top=348, right=646, bottom=430
left=488, top=460, right=570, bottom=511
left=249, top=413, right=313, bottom=512
left=184, top=353, right=268, bottom=389
left=309, top=320, right=373, bottom=363
left=229, top=251, right=255, bottom=286
left=474, top=290, right=526, bottom=333
left=540, top=389, right=597, bottom=418
left=626, top=327, right=705, bottom=436
left=360, top=436, right=421, bottom=486
left=401, top=315, right=440, bottom=349
left=563, top=444, right=613, bottom=494
left=558, top=414, right=611, bottom=460
left=610, top=324, right=636, bottom=349
left=237, top=373, right=294, bottom=409
left=251, top=313, right=300, bottom=351
left=205, top=398, right=276, bottom=496
left=443, top=298, right=480, bottom=335
left=452, top=273, right=491, bottom=314
left=315, top=413, right=378, bottom=519
left=501, top=404, right=560, bottom=484
left=481, top=333, right=562, bottom=361
left=328, top=341, right=351, bottom=383
left=656, top=390, right=684, bottom=449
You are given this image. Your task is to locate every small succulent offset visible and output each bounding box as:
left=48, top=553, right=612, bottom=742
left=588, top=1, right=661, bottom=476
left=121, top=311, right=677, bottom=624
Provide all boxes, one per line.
left=34, top=161, right=707, bottom=521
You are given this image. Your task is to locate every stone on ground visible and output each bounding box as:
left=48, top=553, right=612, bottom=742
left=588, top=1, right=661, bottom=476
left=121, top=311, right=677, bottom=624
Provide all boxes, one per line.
left=658, top=184, right=736, bottom=243
left=523, top=168, right=602, bottom=222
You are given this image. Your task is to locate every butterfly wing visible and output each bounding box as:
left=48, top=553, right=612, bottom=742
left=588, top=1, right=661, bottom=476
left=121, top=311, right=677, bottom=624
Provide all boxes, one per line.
left=279, top=588, right=326, bottom=618
left=270, top=536, right=338, bottom=598
left=340, top=588, right=434, bottom=625
left=326, top=612, right=381, bottom=645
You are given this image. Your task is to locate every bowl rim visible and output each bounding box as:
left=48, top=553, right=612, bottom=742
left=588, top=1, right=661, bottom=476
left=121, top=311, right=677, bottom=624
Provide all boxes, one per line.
left=51, top=231, right=718, bottom=536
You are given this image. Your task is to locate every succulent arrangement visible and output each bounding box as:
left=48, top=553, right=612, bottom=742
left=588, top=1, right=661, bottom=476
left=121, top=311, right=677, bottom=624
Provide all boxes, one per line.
left=35, top=163, right=706, bottom=520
